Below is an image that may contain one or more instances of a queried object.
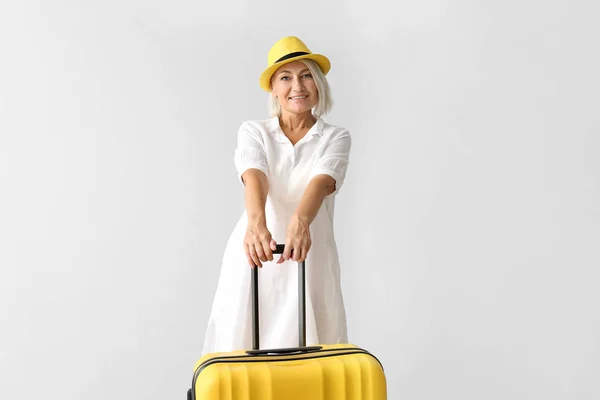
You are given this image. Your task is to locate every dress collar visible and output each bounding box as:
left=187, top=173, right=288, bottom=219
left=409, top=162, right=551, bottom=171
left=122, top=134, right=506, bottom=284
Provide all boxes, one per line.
left=268, top=114, right=324, bottom=138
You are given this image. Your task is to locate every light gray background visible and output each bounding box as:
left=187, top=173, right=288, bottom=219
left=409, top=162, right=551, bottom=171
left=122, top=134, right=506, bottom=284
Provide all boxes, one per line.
left=1, top=1, right=599, bottom=399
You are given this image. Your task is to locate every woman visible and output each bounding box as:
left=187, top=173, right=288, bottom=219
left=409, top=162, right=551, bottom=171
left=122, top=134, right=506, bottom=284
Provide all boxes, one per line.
left=201, top=36, right=352, bottom=355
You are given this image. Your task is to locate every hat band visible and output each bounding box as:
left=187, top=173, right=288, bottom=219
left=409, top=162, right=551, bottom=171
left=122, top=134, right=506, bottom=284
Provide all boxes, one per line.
left=275, top=51, right=309, bottom=64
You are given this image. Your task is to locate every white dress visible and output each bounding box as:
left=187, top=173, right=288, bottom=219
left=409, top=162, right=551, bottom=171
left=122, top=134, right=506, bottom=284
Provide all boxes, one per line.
left=201, top=114, right=352, bottom=356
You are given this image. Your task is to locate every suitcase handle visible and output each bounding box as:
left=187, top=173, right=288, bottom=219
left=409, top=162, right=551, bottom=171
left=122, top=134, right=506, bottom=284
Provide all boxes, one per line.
left=246, top=345, right=322, bottom=356
left=250, top=244, right=308, bottom=351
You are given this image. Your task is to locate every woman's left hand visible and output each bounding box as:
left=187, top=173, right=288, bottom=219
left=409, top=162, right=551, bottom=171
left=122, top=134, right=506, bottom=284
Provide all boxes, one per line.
left=277, top=214, right=312, bottom=263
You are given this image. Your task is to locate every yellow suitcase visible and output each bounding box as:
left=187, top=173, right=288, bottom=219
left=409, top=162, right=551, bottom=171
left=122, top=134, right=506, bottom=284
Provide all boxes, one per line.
left=187, top=245, right=387, bottom=399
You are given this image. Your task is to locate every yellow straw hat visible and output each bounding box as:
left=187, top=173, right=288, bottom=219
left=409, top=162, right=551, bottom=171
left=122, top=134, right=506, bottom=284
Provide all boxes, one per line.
left=259, top=36, right=331, bottom=92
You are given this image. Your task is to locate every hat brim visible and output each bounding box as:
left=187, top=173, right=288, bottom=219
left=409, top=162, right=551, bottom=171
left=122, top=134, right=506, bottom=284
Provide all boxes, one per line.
left=259, top=53, right=331, bottom=92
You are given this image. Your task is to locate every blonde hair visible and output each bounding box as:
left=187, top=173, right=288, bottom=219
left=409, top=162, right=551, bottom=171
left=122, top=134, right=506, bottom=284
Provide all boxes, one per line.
left=268, top=59, right=333, bottom=117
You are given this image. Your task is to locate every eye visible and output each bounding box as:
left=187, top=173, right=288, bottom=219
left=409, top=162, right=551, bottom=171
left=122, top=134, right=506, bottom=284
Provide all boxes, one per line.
left=303, top=73, right=312, bottom=78
left=280, top=76, right=290, bottom=81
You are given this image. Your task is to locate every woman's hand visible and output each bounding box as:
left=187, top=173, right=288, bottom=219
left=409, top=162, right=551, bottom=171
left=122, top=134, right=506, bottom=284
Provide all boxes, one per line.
left=244, top=216, right=276, bottom=268
left=278, top=214, right=312, bottom=264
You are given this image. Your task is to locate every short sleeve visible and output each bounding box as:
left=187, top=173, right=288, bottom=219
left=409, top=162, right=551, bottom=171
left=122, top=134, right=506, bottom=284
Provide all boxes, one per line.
left=233, top=122, right=268, bottom=185
left=310, top=129, right=351, bottom=194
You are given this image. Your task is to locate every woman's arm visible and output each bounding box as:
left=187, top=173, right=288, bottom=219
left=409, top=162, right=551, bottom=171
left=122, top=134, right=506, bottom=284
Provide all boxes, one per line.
left=242, top=168, right=269, bottom=221
left=293, top=174, right=336, bottom=226
left=242, top=168, right=276, bottom=267
left=278, top=174, right=336, bottom=263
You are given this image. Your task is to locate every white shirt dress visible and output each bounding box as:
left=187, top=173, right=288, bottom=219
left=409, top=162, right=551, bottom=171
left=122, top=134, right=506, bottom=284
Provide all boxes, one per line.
left=201, top=114, right=351, bottom=355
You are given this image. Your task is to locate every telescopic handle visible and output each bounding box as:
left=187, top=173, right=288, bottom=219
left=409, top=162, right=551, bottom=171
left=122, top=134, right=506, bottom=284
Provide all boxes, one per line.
left=251, top=244, right=306, bottom=350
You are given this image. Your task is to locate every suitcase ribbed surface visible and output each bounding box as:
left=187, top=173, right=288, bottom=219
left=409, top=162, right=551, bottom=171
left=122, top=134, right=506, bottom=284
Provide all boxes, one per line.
left=191, top=345, right=386, bottom=399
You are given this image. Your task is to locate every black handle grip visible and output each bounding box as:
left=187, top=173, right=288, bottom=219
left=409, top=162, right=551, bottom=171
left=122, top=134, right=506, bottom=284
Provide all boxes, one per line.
left=251, top=243, right=306, bottom=351
left=246, top=345, right=322, bottom=356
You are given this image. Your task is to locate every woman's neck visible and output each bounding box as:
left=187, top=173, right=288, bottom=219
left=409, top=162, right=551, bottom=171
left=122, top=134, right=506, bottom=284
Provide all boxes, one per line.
left=279, top=111, right=316, bottom=132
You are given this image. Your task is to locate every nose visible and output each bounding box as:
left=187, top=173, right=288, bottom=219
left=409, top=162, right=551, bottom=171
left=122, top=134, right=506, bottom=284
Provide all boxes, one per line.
left=292, top=79, right=304, bottom=92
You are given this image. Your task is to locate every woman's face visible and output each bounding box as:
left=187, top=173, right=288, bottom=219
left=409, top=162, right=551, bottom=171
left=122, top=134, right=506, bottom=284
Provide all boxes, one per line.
left=270, top=60, right=318, bottom=116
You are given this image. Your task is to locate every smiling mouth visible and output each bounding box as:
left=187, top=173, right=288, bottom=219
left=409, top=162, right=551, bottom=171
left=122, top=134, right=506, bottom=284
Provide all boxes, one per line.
left=289, top=95, right=308, bottom=100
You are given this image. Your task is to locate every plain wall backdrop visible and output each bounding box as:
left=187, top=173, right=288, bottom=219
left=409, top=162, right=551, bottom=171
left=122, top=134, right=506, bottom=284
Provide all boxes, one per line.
left=1, top=1, right=599, bottom=399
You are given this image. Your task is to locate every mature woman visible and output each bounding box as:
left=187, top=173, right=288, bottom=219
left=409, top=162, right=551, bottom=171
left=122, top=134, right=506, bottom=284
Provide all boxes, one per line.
left=201, top=36, right=352, bottom=355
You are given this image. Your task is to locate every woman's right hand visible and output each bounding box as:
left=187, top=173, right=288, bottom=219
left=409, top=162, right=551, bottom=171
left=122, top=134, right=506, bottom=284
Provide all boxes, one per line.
left=244, top=216, right=277, bottom=268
